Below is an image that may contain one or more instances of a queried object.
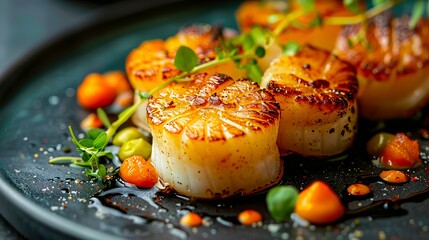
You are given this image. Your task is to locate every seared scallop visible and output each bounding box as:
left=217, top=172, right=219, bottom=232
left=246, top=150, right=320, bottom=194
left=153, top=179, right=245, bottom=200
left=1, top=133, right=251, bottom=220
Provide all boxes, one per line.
left=334, top=12, right=429, bottom=120
left=126, top=24, right=247, bottom=131
left=261, top=46, right=358, bottom=158
left=147, top=73, right=282, bottom=199
left=236, top=0, right=356, bottom=51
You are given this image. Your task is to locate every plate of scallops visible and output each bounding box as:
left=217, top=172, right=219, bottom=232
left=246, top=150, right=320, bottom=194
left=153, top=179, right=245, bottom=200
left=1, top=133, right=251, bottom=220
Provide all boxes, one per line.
left=0, top=0, right=428, bottom=239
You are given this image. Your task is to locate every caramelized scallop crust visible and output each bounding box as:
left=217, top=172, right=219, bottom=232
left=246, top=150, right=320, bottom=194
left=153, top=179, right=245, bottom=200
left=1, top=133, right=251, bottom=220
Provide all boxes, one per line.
left=147, top=73, right=282, bottom=199
left=334, top=12, right=429, bottom=119
left=126, top=24, right=247, bottom=130
left=262, top=46, right=358, bottom=158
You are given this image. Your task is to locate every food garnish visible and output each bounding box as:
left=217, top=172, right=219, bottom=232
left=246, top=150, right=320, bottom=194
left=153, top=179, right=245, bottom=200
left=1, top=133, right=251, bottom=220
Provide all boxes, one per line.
left=112, top=127, right=149, bottom=146
left=366, top=132, right=395, bottom=158
left=103, top=71, right=132, bottom=94
left=119, top=155, right=158, bottom=188
left=236, top=0, right=357, bottom=51
left=77, top=73, right=117, bottom=110
left=294, top=181, right=345, bottom=224
left=266, top=185, right=299, bottom=222
left=347, top=183, right=372, bottom=196
left=118, top=138, right=151, bottom=161
left=237, top=209, right=263, bottom=226
left=379, top=170, right=409, bottom=184
left=180, top=212, right=203, bottom=227
left=380, top=133, right=422, bottom=169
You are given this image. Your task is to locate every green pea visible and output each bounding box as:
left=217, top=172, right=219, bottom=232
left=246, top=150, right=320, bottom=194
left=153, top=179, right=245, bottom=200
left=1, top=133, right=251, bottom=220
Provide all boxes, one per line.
left=266, top=185, right=299, bottom=222
left=118, top=138, right=152, bottom=161
left=113, top=127, right=149, bottom=146
left=366, top=132, right=394, bottom=157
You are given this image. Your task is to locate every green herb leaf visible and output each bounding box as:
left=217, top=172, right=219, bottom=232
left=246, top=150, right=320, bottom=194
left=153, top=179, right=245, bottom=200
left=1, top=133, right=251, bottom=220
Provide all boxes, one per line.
left=310, top=13, right=323, bottom=27
left=93, top=132, right=107, bottom=149
left=68, top=126, right=83, bottom=149
left=215, top=47, right=225, bottom=60
left=409, top=0, right=424, bottom=29
left=246, top=63, right=263, bottom=84
left=87, top=128, right=104, bottom=140
left=242, top=34, right=255, bottom=51
left=81, top=152, right=92, bottom=162
left=250, top=26, right=267, bottom=45
left=343, top=0, right=361, bottom=13
left=97, top=108, right=111, bottom=127
left=97, top=164, right=107, bottom=179
left=266, top=185, right=299, bottom=222
left=79, top=139, right=93, bottom=148
left=283, top=41, right=301, bottom=56
left=174, top=46, right=198, bottom=73
left=254, top=46, right=266, bottom=58
left=298, top=0, right=315, bottom=10
left=84, top=168, right=92, bottom=176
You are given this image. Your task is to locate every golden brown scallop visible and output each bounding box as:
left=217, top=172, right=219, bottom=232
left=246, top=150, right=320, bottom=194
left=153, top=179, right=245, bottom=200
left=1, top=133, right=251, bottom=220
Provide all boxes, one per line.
left=147, top=73, right=282, bottom=199
left=334, top=12, right=429, bottom=120
left=126, top=24, right=247, bottom=131
left=261, top=46, right=358, bottom=158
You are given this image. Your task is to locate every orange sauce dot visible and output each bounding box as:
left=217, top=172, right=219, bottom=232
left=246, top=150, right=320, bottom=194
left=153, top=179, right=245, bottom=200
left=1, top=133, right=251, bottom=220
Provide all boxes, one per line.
left=379, top=170, right=408, bottom=184
left=238, top=209, right=263, bottom=226
left=347, top=183, right=371, bottom=196
left=180, top=212, right=203, bottom=227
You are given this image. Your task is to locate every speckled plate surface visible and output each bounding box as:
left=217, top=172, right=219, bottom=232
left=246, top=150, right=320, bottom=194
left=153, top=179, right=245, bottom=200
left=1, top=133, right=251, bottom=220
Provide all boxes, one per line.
left=0, top=0, right=428, bottom=239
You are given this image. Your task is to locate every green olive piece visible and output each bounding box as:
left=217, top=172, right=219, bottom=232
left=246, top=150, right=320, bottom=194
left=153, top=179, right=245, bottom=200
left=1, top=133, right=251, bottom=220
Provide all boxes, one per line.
left=119, top=138, right=152, bottom=161
left=113, top=127, right=147, bottom=146
left=366, top=132, right=395, bottom=157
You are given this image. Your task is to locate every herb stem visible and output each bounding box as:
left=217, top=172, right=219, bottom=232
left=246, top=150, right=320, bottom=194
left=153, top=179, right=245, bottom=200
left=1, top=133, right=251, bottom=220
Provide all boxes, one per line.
left=49, top=156, right=82, bottom=164
left=105, top=97, right=145, bottom=142
left=324, top=0, right=402, bottom=25
left=273, top=8, right=307, bottom=36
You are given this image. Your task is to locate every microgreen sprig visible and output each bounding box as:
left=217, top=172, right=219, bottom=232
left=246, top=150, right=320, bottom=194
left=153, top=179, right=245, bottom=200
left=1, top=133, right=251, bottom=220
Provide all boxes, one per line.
left=49, top=126, right=112, bottom=179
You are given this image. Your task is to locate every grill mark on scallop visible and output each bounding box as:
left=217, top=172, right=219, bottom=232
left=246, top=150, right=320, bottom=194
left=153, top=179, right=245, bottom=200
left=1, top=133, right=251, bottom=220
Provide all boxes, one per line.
left=261, top=45, right=358, bottom=157
left=336, top=11, right=429, bottom=81
left=147, top=74, right=280, bottom=141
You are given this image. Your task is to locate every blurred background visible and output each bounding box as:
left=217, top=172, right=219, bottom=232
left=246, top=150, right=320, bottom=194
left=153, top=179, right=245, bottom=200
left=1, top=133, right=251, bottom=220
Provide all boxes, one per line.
left=0, top=0, right=128, bottom=238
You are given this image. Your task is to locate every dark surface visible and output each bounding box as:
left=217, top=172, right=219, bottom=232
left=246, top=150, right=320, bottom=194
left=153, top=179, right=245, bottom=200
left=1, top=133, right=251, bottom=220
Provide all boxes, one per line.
left=0, top=0, right=428, bottom=239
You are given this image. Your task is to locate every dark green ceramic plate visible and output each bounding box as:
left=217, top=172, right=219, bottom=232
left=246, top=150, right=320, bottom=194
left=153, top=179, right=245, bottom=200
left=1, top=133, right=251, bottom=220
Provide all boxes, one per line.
left=0, top=0, right=428, bottom=239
